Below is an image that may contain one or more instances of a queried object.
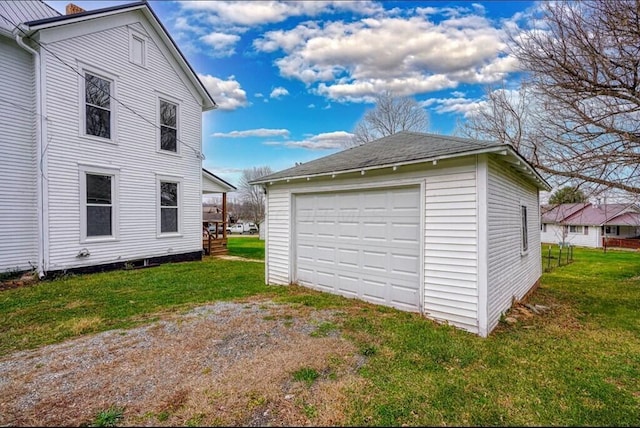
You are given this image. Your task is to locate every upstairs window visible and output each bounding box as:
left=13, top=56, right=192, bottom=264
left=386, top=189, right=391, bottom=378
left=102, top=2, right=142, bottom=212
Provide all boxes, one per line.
left=85, top=73, right=112, bottom=139
left=159, top=99, right=178, bottom=153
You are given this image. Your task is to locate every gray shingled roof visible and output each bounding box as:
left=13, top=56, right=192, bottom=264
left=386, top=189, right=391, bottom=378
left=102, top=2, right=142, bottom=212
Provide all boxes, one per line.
left=252, top=131, right=505, bottom=183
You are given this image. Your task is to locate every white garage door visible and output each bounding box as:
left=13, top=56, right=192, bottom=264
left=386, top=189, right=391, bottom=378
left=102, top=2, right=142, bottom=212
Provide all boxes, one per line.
left=295, top=186, right=421, bottom=312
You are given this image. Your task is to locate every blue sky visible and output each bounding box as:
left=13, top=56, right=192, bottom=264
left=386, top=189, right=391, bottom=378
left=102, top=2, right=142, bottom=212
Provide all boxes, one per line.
left=46, top=0, right=535, bottom=187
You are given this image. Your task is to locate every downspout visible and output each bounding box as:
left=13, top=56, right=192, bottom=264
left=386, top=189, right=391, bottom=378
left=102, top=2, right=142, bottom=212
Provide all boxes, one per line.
left=15, top=30, right=46, bottom=279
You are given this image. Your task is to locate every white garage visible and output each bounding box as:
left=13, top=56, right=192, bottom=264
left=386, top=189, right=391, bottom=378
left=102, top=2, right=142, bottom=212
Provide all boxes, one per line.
left=295, top=187, right=421, bottom=311
left=252, top=132, right=550, bottom=337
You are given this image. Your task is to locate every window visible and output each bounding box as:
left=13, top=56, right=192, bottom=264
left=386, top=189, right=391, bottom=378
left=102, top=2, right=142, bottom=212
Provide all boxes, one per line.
left=569, top=225, right=583, bottom=233
left=541, top=223, right=547, bottom=233
left=521, top=205, right=528, bottom=252
left=80, top=165, right=119, bottom=242
left=159, top=99, right=178, bottom=152
left=604, top=225, right=619, bottom=235
left=160, top=180, right=179, bottom=234
left=84, top=73, right=112, bottom=139
left=129, top=29, right=147, bottom=67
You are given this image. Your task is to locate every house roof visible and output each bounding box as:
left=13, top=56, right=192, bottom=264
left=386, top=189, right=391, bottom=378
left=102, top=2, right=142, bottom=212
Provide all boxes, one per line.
left=16, top=1, right=216, bottom=111
left=541, top=203, right=590, bottom=224
left=0, top=0, right=59, bottom=36
left=563, top=204, right=640, bottom=226
left=251, top=131, right=550, bottom=190
left=203, top=168, right=236, bottom=193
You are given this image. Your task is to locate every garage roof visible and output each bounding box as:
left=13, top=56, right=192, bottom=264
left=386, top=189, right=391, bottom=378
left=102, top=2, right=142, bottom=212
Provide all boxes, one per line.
left=252, top=131, right=549, bottom=190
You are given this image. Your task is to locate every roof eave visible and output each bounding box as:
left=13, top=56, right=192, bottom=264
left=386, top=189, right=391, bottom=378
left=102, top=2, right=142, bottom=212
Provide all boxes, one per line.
left=203, top=168, right=236, bottom=191
left=252, top=145, right=551, bottom=191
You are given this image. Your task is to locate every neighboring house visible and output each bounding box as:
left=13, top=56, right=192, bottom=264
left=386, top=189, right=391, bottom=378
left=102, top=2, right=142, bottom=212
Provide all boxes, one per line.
left=541, top=203, right=640, bottom=248
left=251, top=132, right=551, bottom=337
left=0, top=1, right=217, bottom=276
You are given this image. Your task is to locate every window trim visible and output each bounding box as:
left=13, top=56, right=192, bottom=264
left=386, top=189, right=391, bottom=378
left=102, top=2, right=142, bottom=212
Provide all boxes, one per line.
left=156, top=93, right=181, bottom=156
left=520, top=204, right=529, bottom=255
left=78, top=62, right=118, bottom=144
left=79, top=164, right=120, bottom=243
left=128, top=27, right=148, bottom=68
left=156, top=174, right=183, bottom=237
left=568, top=225, right=584, bottom=234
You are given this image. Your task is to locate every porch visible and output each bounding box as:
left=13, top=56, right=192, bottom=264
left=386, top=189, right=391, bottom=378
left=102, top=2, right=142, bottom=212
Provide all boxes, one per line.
left=202, top=168, right=236, bottom=256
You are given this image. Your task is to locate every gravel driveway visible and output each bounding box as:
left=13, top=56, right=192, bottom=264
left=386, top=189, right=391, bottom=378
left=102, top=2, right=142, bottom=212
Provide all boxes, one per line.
left=0, top=299, right=366, bottom=426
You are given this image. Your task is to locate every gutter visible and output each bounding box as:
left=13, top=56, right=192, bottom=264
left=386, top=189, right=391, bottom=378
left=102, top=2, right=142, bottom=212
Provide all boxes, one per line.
left=15, top=29, right=46, bottom=279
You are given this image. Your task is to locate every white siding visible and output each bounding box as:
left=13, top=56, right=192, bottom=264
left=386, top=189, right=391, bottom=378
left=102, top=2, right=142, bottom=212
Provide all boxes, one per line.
left=541, top=223, right=564, bottom=244
left=563, top=226, right=599, bottom=248
left=486, top=155, right=541, bottom=333
left=424, top=163, right=478, bottom=334
left=39, top=12, right=204, bottom=271
left=0, top=36, right=38, bottom=273
left=265, top=187, right=290, bottom=284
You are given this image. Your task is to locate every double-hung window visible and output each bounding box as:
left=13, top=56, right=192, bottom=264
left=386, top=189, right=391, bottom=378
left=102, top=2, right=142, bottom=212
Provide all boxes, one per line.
left=159, top=179, right=180, bottom=234
left=159, top=99, right=178, bottom=153
left=80, top=165, right=119, bottom=242
left=85, top=73, right=112, bottom=139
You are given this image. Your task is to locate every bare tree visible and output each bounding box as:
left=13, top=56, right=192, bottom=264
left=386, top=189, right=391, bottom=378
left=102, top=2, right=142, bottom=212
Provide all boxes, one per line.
left=346, top=91, right=429, bottom=148
left=238, top=166, right=273, bottom=226
left=460, top=0, right=640, bottom=196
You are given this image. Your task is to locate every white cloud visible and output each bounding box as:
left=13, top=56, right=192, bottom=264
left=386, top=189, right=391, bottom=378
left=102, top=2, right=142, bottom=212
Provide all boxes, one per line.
left=270, top=87, right=290, bottom=99
left=179, top=1, right=383, bottom=27
left=254, top=10, right=519, bottom=102
left=255, top=93, right=264, bottom=98
left=307, top=103, right=316, bottom=108
left=197, top=74, right=248, bottom=111
left=265, top=131, right=353, bottom=150
left=200, top=32, right=241, bottom=57
left=211, top=128, right=290, bottom=138
left=422, top=97, right=486, bottom=117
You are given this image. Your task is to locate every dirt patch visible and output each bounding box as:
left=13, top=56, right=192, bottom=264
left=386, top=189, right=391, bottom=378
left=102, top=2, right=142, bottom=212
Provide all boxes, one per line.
left=0, top=300, right=366, bottom=427
left=212, top=255, right=264, bottom=263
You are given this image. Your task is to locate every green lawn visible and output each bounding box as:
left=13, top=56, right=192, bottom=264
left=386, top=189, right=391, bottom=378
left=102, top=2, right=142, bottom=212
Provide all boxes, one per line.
left=1, top=243, right=639, bottom=426
left=227, top=236, right=265, bottom=259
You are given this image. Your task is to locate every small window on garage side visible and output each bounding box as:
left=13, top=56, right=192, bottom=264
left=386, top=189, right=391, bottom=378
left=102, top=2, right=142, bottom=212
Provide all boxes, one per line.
left=521, top=205, right=528, bottom=252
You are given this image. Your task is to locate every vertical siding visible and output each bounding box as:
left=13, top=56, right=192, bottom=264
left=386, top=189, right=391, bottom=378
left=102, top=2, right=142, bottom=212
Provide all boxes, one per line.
left=424, top=163, right=479, bottom=334
left=486, top=155, right=541, bottom=333
left=0, top=37, right=38, bottom=273
left=266, top=187, right=290, bottom=284
left=40, top=14, right=203, bottom=271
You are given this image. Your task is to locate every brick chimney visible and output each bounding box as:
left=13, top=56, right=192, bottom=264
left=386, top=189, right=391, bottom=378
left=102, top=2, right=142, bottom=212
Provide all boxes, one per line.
left=65, top=3, right=86, bottom=15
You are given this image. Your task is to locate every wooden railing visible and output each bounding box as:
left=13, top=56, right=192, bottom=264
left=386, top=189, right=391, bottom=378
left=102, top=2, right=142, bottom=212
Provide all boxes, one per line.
left=602, top=237, right=640, bottom=249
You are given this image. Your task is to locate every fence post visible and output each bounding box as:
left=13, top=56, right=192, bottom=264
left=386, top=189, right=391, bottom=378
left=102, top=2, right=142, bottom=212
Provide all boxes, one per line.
left=547, top=246, right=551, bottom=271
left=558, top=246, right=562, bottom=267
left=566, top=245, right=570, bottom=264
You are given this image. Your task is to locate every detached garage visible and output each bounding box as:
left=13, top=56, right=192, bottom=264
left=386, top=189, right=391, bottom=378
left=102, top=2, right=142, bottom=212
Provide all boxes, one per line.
left=251, top=132, right=550, bottom=337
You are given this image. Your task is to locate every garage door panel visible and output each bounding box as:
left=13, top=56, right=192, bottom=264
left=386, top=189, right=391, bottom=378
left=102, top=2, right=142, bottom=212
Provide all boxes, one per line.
left=295, top=187, right=421, bottom=312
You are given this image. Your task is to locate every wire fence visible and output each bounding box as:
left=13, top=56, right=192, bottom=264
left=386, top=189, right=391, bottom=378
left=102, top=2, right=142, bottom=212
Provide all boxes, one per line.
left=542, top=244, right=574, bottom=272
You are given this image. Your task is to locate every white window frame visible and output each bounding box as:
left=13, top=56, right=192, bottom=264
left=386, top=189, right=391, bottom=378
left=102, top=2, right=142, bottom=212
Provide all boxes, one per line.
left=156, top=93, right=181, bottom=156
left=568, top=225, right=583, bottom=234
left=78, top=62, right=118, bottom=144
left=128, top=27, right=148, bottom=68
left=521, top=204, right=529, bottom=255
left=156, top=174, right=183, bottom=237
left=79, top=164, right=120, bottom=243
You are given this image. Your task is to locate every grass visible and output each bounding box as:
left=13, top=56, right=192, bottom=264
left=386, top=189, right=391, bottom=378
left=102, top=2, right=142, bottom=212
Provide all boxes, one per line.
left=227, top=236, right=264, bottom=260
left=1, top=242, right=639, bottom=426
left=89, top=406, right=124, bottom=427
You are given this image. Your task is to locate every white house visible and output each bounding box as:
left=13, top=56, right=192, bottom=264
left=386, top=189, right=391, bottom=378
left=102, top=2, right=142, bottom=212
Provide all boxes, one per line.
left=251, top=132, right=551, bottom=337
left=0, top=1, right=217, bottom=277
left=541, top=203, right=640, bottom=248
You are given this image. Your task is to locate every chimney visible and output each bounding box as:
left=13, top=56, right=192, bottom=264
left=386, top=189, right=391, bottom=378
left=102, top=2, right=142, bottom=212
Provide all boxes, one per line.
left=65, top=3, right=86, bottom=15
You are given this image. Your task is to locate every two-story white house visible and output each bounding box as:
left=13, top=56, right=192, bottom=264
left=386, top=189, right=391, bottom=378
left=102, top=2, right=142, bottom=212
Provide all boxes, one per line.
left=0, top=1, right=217, bottom=277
